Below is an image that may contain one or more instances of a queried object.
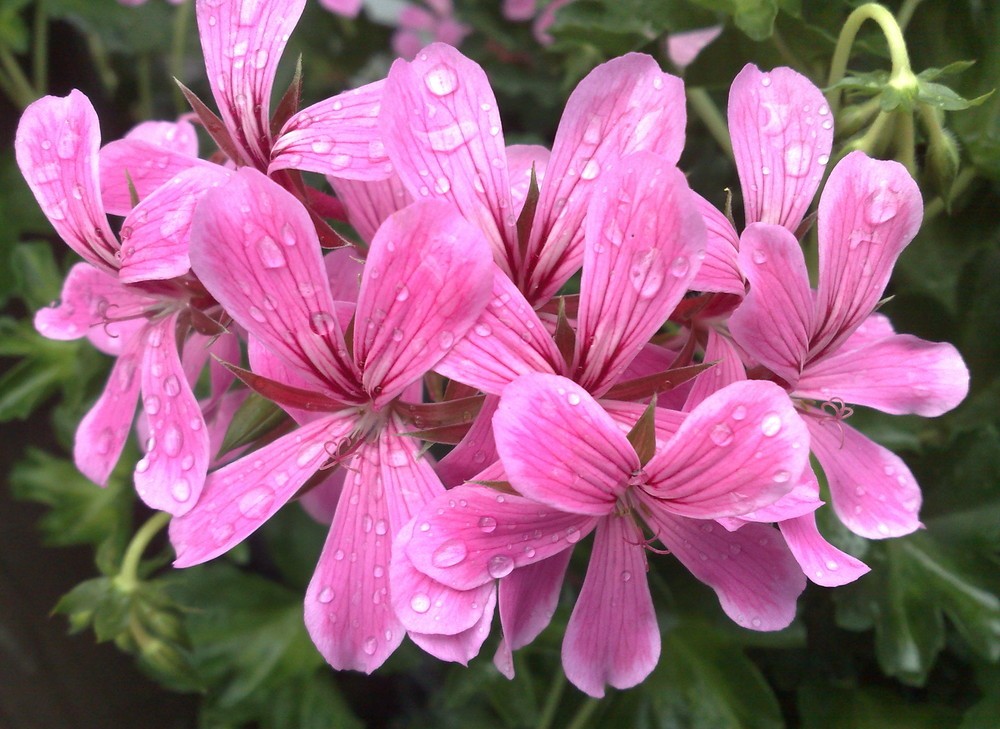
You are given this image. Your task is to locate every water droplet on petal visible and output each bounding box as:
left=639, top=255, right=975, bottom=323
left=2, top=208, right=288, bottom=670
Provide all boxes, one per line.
left=784, top=143, right=809, bottom=177
left=309, top=310, right=337, bottom=335
left=411, top=593, right=431, bottom=613
left=621, top=570, right=632, bottom=582
left=474, top=323, right=492, bottom=337
left=143, top=394, right=162, bottom=416
left=580, top=159, right=600, bottom=180
left=710, top=423, right=734, bottom=446
left=163, top=375, right=181, bottom=397
left=773, top=470, right=791, bottom=483
left=253, top=48, right=269, bottom=69
left=363, top=636, right=378, bottom=655
left=567, top=392, right=581, bottom=406
left=478, top=516, right=497, bottom=533
left=249, top=306, right=267, bottom=323
left=318, top=587, right=335, bottom=603
left=628, top=249, right=664, bottom=299
left=424, top=64, right=459, bottom=96
left=211, top=522, right=234, bottom=545
left=95, top=427, right=113, bottom=455
left=487, top=554, right=514, bottom=579
left=865, top=184, right=899, bottom=224
left=731, top=405, right=748, bottom=421
left=438, top=331, right=454, bottom=349
left=670, top=255, right=690, bottom=277
left=431, top=539, right=468, bottom=568
left=751, top=617, right=762, bottom=628
left=565, top=526, right=581, bottom=544
left=760, top=74, right=772, bottom=87
left=257, top=235, right=286, bottom=268
left=761, top=413, right=782, bottom=436
left=172, top=479, right=191, bottom=502
left=238, top=486, right=275, bottom=518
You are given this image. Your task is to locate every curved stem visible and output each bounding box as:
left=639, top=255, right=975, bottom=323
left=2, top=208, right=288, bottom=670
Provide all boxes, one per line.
left=0, top=46, right=37, bottom=108
left=827, top=3, right=917, bottom=115
left=116, top=511, right=171, bottom=592
left=687, top=87, right=733, bottom=160
left=536, top=671, right=567, bottom=729
left=564, top=697, right=599, bottom=729
left=924, top=167, right=975, bottom=221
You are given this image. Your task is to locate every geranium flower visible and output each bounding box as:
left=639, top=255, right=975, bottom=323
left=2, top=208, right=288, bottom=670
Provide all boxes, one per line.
left=169, top=168, right=496, bottom=671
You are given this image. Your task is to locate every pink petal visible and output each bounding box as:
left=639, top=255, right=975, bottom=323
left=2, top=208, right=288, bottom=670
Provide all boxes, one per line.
left=721, top=467, right=823, bottom=527
left=328, top=174, right=412, bottom=244
left=132, top=315, right=209, bottom=515
left=323, top=244, right=365, bottom=305
left=779, top=512, right=870, bottom=587
left=73, top=329, right=144, bottom=485
left=197, top=0, right=305, bottom=168
left=684, top=329, right=747, bottom=411
left=502, top=0, right=536, bottom=21
left=728, top=64, right=833, bottom=230
left=170, top=413, right=355, bottom=567
left=806, top=413, right=922, bottom=539
left=353, top=199, right=493, bottom=407
left=408, top=587, right=496, bottom=665
left=404, top=484, right=597, bottom=590
left=381, top=44, right=518, bottom=276
left=391, top=520, right=494, bottom=637
left=435, top=395, right=500, bottom=487
left=34, top=263, right=156, bottom=348
left=574, top=154, right=705, bottom=395
left=318, top=0, right=362, bottom=18
left=644, top=380, right=808, bottom=518
left=435, top=268, right=562, bottom=396
left=247, top=334, right=330, bottom=422
left=270, top=81, right=391, bottom=179
left=99, top=139, right=209, bottom=216
left=119, top=165, right=232, bottom=283
left=666, top=25, right=723, bottom=69
left=811, top=152, right=922, bottom=356
left=15, top=91, right=119, bottom=273
left=689, top=193, right=744, bottom=295
left=377, top=420, right=448, bottom=533
left=796, top=333, right=969, bottom=417
left=525, top=54, right=686, bottom=304
left=190, top=168, right=361, bottom=399
left=305, top=444, right=403, bottom=673
left=494, top=374, right=637, bottom=515
left=562, top=516, right=660, bottom=698
left=123, top=118, right=199, bottom=157
left=728, top=223, right=814, bottom=386
left=494, top=549, right=572, bottom=676
left=648, top=512, right=805, bottom=630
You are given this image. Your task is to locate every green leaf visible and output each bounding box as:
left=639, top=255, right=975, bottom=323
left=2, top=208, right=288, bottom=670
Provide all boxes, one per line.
left=917, top=81, right=993, bottom=111
left=798, top=684, right=962, bottom=728
left=45, top=0, right=175, bottom=53
left=0, top=0, right=32, bottom=54
left=603, top=616, right=784, bottom=729
left=11, top=241, right=64, bottom=310
left=218, top=390, right=290, bottom=458
left=9, top=447, right=132, bottom=566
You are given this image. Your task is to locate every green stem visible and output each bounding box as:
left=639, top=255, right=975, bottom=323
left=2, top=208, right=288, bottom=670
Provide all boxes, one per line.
left=687, top=87, right=733, bottom=160
left=0, top=45, right=37, bottom=108
left=116, top=512, right=171, bottom=593
left=536, top=671, right=567, bottom=729
left=565, top=697, right=599, bottom=729
left=827, top=3, right=917, bottom=115
left=895, top=107, right=916, bottom=175
left=850, top=108, right=895, bottom=157
left=924, top=167, right=975, bottom=221
left=33, top=0, right=48, bottom=96
left=170, top=0, right=193, bottom=113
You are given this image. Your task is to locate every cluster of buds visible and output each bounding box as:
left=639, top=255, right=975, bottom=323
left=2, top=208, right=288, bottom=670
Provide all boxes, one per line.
left=17, top=0, right=968, bottom=698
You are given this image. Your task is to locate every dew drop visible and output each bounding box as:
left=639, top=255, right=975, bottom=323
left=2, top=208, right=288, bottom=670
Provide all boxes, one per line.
left=580, top=159, right=600, bottom=180
left=144, top=394, right=162, bottom=415
left=628, top=249, right=664, bottom=299
left=318, top=587, right=335, bottom=603
left=424, top=64, right=459, bottom=96
left=434, top=176, right=451, bottom=194
left=363, top=636, right=378, bottom=655
left=427, top=120, right=476, bottom=152
left=249, top=306, right=267, bottom=323
left=761, top=413, right=782, bottom=436
left=256, top=235, right=286, bottom=268
left=253, top=48, right=269, bottom=69
left=211, top=523, right=234, bottom=545
left=731, top=405, right=748, bottom=421
left=751, top=617, right=762, bottom=628
left=865, top=184, right=899, bottom=224
left=478, top=516, right=498, bottom=533
left=670, top=255, right=690, bottom=277
left=238, top=486, right=275, bottom=518
left=297, top=441, right=324, bottom=466
left=431, top=539, right=468, bottom=568
left=411, top=593, right=431, bottom=613
left=487, top=554, right=515, bottom=579
left=181, top=454, right=195, bottom=471
left=438, top=331, right=454, bottom=349
left=565, top=526, right=581, bottom=544
left=621, top=570, right=632, bottom=582
left=760, top=74, right=772, bottom=87
left=163, top=375, right=181, bottom=397
left=773, top=470, right=791, bottom=483
left=710, top=423, right=734, bottom=446
left=395, top=284, right=410, bottom=302
left=171, top=479, right=191, bottom=502
left=784, top=143, right=809, bottom=177
left=309, top=310, right=337, bottom=335
left=817, top=153, right=830, bottom=165
left=567, top=392, right=581, bottom=406
left=752, top=248, right=767, bottom=265
left=474, top=323, right=492, bottom=337
left=310, top=139, right=333, bottom=154
left=825, top=559, right=840, bottom=571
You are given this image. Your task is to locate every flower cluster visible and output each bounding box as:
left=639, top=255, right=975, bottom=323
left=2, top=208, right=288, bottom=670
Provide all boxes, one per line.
left=18, top=0, right=968, bottom=699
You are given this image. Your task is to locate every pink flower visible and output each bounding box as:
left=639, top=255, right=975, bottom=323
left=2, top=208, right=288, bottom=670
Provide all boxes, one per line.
left=17, top=91, right=230, bottom=515
left=392, top=0, right=472, bottom=60
left=665, top=25, right=723, bottom=69
left=169, top=168, right=496, bottom=671
left=728, top=152, right=969, bottom=538
left=380, top=43, right=686, bottom=304
left=397, top=373, right=809, bottom=696
left=691, top=63, right=835, bottom=297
